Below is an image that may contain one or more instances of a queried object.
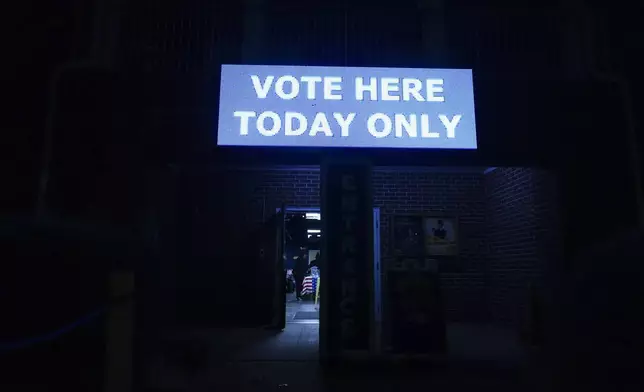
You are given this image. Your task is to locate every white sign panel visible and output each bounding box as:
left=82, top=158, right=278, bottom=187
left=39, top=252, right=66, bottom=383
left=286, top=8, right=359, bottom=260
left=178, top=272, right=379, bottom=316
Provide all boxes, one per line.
left=217, top=64, right=477, bottom=149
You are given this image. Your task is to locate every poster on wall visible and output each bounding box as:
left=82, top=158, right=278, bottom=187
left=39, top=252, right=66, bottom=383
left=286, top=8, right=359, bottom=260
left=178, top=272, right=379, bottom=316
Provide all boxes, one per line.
left=217, top=64, right=477, bottom=149
left=423, top=217, right=458, bottom=256
left=391, top=215, right=424, bottom=256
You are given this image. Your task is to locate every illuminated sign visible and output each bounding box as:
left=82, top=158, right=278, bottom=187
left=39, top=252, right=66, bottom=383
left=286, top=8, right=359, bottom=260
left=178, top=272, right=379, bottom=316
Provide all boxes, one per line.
left=217, top=64, right=477, bottom=149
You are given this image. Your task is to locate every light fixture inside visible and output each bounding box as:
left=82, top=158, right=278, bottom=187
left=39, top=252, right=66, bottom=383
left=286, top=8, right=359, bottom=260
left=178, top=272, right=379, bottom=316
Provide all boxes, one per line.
left=306, top=213, right=321, bottom=220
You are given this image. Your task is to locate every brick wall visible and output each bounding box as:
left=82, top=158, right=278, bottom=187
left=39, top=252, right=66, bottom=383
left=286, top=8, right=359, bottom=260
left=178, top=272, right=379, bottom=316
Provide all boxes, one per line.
left=155, top=166, right=562, bottom=327
left=164, top=168, right=320, bottom=325
left=484, top=167, right=560, bottom=326
left=164, top=166, right=494, bottom=325
left=244, top=167, right=489, bottom=324
left=372, top=169, right=488, bottom=322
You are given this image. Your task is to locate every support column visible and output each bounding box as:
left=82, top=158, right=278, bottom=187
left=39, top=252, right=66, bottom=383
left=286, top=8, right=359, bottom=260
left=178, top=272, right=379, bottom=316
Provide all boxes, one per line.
left=417, top=0, right=447, bottom=67
left=559, top=0, right=594, bottom=79
left=320, top=160, right=374, bottom=363
left=242, top=0, right=266, bottom=63
left=104, top=271, right=135, bottom=392
left=91, top=0, right=128, bottom=66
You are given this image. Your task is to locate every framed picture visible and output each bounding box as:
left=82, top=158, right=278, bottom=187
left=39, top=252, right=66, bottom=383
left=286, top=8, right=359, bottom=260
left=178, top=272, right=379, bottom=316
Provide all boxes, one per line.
left=391, top=215, right=424, bottom=256
left=423, top=217, right=458, bottom=256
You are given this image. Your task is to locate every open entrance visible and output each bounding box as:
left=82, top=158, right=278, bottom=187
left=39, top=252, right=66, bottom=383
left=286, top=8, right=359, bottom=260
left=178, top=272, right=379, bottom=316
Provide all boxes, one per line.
left=279, top=206, right=382, bottom=352
left=260, top=166, right=562, bottom=364
left=143, top=165, right=564, bottom=388
left=284, top=208, right=322, bottom=326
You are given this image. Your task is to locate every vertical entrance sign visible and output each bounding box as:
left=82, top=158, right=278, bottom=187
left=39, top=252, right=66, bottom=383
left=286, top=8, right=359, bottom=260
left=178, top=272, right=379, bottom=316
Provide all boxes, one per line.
left=321, top=161, right=373, bottom=360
